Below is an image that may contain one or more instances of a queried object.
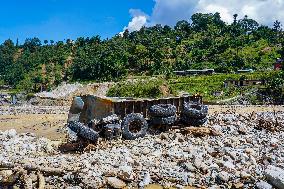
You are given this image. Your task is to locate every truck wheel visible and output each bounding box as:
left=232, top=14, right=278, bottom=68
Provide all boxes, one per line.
left=121, top=113, right=148, bottom=140
left=150, top=115, right=177, bottom=125
left=182, top=103, right=208, bottom=119
left=149, top=104, right=177, bottom=117
left=67, top=121, right=99, bottom=143
left=181, top=116, right=208, bottom=126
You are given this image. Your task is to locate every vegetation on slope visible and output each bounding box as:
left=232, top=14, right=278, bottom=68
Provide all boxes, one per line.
left=0, top=13, right=283, bottom=93
left=107, top=72, right=278, bottom=101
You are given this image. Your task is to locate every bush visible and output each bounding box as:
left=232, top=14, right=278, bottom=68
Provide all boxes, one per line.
left=107, top=79, right=175, bottom=98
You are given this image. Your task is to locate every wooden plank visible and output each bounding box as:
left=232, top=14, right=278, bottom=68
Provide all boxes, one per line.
left=134, top=101, right=142, bottom=114
left=125, top=101, right=134, bottom=114
left=114, top=102, right=125, bottom=118
left=174, top=98, right=180, bottom=113
left=142, top=100, right=147, bottom=118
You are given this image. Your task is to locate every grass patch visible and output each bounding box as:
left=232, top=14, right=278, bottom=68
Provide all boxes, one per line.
left=107, top=72, right=277, bottom=101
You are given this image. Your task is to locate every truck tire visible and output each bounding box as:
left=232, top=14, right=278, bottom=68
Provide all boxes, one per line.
left=182, top=103, right=208, bottom=119
left=181, top=116, right=208, bottom=126
left=149, top=104, right=177, bottom=117
left=150, top=115, right=177, bottom=125
left=121, top=113, right=148, bottom=140
left=67, top=121, right=99, bottom=143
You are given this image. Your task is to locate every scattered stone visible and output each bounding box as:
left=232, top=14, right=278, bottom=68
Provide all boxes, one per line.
left=217, top=171, right=230, bottom=182
left=238, top=126, right=247, bottom=134
left=224, top=161, right=235, bottom=170
left=234, top=182, right=244, bottom=188
left=0, top=170, right=13, bottom=183
left=184, top=163, right=196, bottom=172
left=160, top=133, right=168, bottom=140
left=118, top=165, right=134, bottom=181
left=240, top=171, right=251, bottom=179
left=139, top=172, right=151, bottom=187
left=1, top=107, right=284, bottom=188
left=106, top=177, right=126, bottom=189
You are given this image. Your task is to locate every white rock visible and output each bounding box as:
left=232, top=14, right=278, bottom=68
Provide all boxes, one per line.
left=106, top=177, right=126, bottom=189
left=0, top=170, right=13, bottom=182
left=256, top=181, right=272, bottom=189
left=224, top=161, right=235, bottom=170
left=184, top=163, right=196, bottom=172
left=240, top=171, right=251, bottom=179
left=118, top=165, right=133, bottom=181
left=139, top=172, right=151, bottom=187
left=218, top=171, right=230, bottom=182
left=4, top=129, right=17, bottom=138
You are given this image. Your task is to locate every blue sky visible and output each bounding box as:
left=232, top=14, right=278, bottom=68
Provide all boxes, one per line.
left=1, top=0, right=283, bottom=44
left=0, top=0, right=154, bottom=43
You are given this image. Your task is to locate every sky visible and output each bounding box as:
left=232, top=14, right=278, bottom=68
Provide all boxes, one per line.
left=1, top=0, right=284, bottom=44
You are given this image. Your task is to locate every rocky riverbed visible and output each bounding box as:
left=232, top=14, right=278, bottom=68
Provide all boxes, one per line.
left=0, top=107, right=284, bottom=188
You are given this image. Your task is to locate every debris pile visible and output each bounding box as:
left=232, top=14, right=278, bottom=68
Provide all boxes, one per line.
left=30, top=82, right=113, bottom=106
left=0, top=110, right=284, bottom=188
left=35, top=83, right=84, bottom=99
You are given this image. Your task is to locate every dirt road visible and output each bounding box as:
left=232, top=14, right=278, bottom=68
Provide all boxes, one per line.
left=0, top=106, right=68, bottom=140
left=0, top=105, right=283, bottom=140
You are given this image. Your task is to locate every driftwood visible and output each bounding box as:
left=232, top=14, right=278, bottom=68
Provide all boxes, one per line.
left=179, top=127, right=218, bottom=137
left=1, top=169, right=45, bottom=189
left=0, top=162, right=75, bottom=176
left=21, top=172, right=33, bottom=189
left=37, top=172, right=45, bottom=189
left=59, top=139, right=89, bottom=152
left=2, top=169, right=24, bottom=185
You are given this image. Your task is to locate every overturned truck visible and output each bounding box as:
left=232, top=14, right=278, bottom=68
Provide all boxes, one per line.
left=66, top=95, right=208, bottom=144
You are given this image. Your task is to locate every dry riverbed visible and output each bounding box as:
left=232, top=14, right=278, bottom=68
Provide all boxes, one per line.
left=0, top=105, right=284, bottom=188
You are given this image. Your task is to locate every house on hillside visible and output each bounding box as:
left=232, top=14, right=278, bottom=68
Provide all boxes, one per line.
left=0, top=85, right=12, bottom=90
left=224, top=79, right=266, bottom=88
left=173, top=71, right=187, bottom=76
left=274, top=58, right=283, bottom=70
left=174, top=69, right=215, bottom=76
left=237, top=69, right=254, bottom=73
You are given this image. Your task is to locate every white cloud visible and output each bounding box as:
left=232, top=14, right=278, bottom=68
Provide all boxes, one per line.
left=120, top=9, right=148, bottom=35
left=151, top=0, right=199, bottom=26
left=122, top=0, right=284, bottom=33
left=197, top=4, right=233, bottom=23
left=196, top=0, right=284, bottom=25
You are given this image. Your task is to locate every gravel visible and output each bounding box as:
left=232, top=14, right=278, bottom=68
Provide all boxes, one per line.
left=0, top=105, right=68, bottom=115
left=0, top=108, right=283, bottom=188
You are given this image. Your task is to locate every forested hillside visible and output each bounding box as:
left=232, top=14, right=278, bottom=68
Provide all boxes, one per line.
left=0, top=13, right=283, bottom=92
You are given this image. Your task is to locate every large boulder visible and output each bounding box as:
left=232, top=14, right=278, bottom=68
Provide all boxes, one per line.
left=265, top=165, right=284, bottom=189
